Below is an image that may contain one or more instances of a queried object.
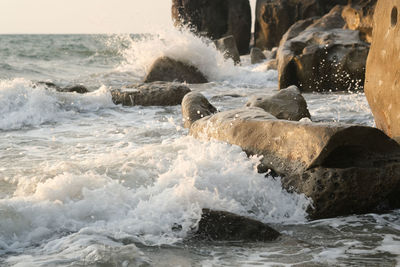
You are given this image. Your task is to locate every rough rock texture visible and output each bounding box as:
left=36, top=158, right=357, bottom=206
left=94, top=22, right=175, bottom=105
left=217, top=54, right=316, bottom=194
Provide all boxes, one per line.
left=365, top=0, right=400, bottom=141
left=246, top=86, right=311, bottom=121
left=34, top=82, right=89, bottom=94
left=277, top=6, right=370, bottom=92
left=254, top=0, right=323, bottom=50
left=342, top=0, right=377, bottom=43
left=111, top=82, right=191, bottom=106
left=181, top=92, right=217, bottom=128
left=250, top=47, right=267, bottom=64
left=215, top=35, right=241, bottom=65
left=144, top=57, right=208, bottom=84
left=194, top=209, right=280, bottom=241
left=172, top=0, right=251, bottom=54
left=189, top=108, right=400, bottom=219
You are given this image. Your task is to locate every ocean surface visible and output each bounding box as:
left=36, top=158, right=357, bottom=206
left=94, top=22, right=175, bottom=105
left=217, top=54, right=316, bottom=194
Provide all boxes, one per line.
left=0, top=32, right=399, bottom=266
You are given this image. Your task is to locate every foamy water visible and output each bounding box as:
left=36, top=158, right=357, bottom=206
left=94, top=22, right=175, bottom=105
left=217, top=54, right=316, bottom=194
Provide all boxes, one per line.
left=0, top=31, right=398, bottom=266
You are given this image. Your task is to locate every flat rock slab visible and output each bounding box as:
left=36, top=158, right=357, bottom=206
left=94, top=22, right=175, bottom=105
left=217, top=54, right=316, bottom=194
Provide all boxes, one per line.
left=111, top=82, right=191, bottom=106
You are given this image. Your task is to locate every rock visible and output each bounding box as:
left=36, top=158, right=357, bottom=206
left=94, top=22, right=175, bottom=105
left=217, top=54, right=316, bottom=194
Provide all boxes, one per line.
left=254, top=0, right=324, bottom=50
left=342, top=0, right=377, bottom=43
left=364, top=0, right=400, bottom=141
left=194, top=209, right=280, bottom=241
left=250, top=47, right=267, bottom=64
left=144, top=57, right=208, bottom=84
left=189, top=107, right=400, bottom=219
left=181, top=92, right=217, bottom=128
left=269, top=47, right=278, bottom=59
left=215, top=35, right=241, bottom=65
left=265, top=59, right=278, bottom=70
left=111, top=82, right=191, bottom=106
left=246, top=85, right=311, bottom=121
left=277, top=6, right=370, bottom=92
left=172, top=0, right=252, bottom=55
left=33, top=82, right=89, bottom=94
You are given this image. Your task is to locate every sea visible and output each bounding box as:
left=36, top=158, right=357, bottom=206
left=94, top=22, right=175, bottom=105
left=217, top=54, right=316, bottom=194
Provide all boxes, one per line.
left=0, top=31, right=399, bottom=266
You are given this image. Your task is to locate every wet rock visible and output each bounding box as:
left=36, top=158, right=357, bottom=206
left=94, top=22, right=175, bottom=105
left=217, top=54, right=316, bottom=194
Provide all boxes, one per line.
left=34, top=82, right=89, bottom=94
left=250, top=47, right=267, bottom=64
left=246, top=85, right=310, bottom=121
left=189, top=108, right=400, bottom=219
left=144, top=57, right=208, bottom=84
left=181, top=92, right=217, bottom=128
left=365, top=0, right=400, bottom=141
left=265, top=59, right=278, bottom=70
left=172, top=0, right=252, bottom=55
left=194, top=209, right=280, bottom=241
left=111, top=82, right=191, bottom=106
left=277, top=6, right=370, bottom=92
left=215, top=35, right=241, bottom=65
left=254, top=0, right=323, bottom=50
left=342, top=0, right=377, bottom=43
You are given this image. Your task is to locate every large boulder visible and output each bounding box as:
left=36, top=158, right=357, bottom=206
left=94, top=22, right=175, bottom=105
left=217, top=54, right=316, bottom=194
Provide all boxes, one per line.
left=215, top=35, right=241, bottom=65
left=172, top=0, right=251, bottom=55
left=188, top=106, right=400, bottom=219
left=246, top=85, right=311, bottom=121
left=254, top=0, right=323, bottom=50
left=365, top=0, right=400, bottom=142
left=144, top=57, right=208, bottom=84
left=194, top=209, right=280, bottom=241
left=181, top=92, right=217, bottom=128
left=111, top=82, right=191, bottom=106
left=277, top=6, right=370, bottom=92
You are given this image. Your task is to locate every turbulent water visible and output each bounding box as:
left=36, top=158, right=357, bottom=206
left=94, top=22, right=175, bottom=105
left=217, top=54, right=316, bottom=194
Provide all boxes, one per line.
left=0, top=32, right=398, bottom=267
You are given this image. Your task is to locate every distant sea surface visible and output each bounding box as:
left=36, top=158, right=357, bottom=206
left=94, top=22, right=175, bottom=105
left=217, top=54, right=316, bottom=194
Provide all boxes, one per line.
left=0, top=33, right=398, bottom=266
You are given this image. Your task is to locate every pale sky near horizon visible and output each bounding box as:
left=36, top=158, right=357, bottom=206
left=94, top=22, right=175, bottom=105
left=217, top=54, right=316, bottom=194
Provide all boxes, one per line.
left=0, top=0, right=257, bottom=34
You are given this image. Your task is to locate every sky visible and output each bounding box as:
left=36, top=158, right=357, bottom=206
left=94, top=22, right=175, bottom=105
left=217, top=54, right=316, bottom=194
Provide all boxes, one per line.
left=0, top=0, right=257, bottom=34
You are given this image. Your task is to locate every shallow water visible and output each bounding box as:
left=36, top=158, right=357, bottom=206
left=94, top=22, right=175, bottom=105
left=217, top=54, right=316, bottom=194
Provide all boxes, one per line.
left=0, top=32, right=398, bottom=266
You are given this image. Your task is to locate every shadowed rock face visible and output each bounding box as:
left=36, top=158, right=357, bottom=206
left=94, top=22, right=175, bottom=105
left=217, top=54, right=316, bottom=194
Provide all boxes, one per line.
left=172, top=0, right=251, bottom=55
left=365, top=0, right=400, bottom=141
left=250, top=47, right=267, bottom=64
left=188, top=106, right=400, bottom=219
left=111, top=82, right=191, bottom=106
left=144, top=57, right=208, bottom=84
left=277, top=6, right=370, bottom=92
left=194, top=209, right=280, bottom=241
left=215, top=35, right=241, bottom=65
left=182, top=92, right=217, bottom=128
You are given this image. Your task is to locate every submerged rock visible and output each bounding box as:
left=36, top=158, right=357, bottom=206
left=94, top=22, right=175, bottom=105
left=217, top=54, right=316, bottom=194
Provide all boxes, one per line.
left=215, top=35, right=241, bottom=65
left=277, top=6, right=370, bottom=92
left=171, top=0, right=251, bottom=55
left=144, top=57, right=208, bottom=84
left=246, top=85, right=311, bottom=121
left=188, top=106, right=400, bottom=219
left=111, top=82, right=191, bottom=106
left=181, top=92, right=217, bottom=128
left=364, top=0, right=400, bottom=141
left=250, top=47, right=267, bottom=64
left=194, top=209, right=280, bottom=241
left=34, top=81, right=89, bottom=94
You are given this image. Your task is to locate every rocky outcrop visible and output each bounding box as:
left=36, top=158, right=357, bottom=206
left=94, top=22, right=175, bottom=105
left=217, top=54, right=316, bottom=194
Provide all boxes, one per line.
left=342, top=0, right=377, bottom=43
left=172, top=0, right=251, bottom=55
left=215, top=35, right=241, bottom=65
left=250, top=47, right=267, bottom=64
left=254, top=0, right=323, bottom=50
left=181, top=92, right=217, bottom=128
left=144, top=57, right=208, bottom=84
left=365, top=0, right=400, bottom=141
left=194, top=209, right=280, bottom=241
left=246, top=86, right=310, bottom=121
left=187, top=104, right=400, bottom=219
left=111, top=82, right=191, bottom=106
left=277, top=6, right=370, bottom=92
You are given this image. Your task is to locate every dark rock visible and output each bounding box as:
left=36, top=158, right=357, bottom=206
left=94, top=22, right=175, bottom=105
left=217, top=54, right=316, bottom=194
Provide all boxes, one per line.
left=60, top=85, right=89, bottom=94
left=250, top=47, right=267, bottom=64
left=189, top=107, right=400, bottom=219
left=144, top=57, right=208, bottom=84
left=246, top=85, right=311, bottom=121
left=181, top=92, right=217, bottom=128
left=277, top=6, right=370, bottom=92
left=172, top=0, right=252, bottom=55
left=365, top=0, right=400, bottom=140
left=215, top=35, right=241, bottom=65
left=111, top=82, right=191, bottom=106
left=194, top=209, right=280, bottom=241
